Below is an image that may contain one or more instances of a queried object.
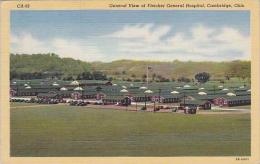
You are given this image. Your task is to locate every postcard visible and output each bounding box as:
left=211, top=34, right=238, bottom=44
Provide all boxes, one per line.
left=0, top=0, right=259, bottom=164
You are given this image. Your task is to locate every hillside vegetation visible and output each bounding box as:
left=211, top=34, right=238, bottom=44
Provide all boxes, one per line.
left=10, top=53, right=250, bottom=81
left=10, top=53, right=91, bottom=75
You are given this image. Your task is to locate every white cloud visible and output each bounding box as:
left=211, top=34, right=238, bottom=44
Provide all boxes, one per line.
left=107, top=24, right=171, bottom=43
left=11, top=24, right=250, bottom=62
left=10, top=33, right=19, bottom=44
left=11, top=32, right=49, bottom=54
left=107, top=24, right=250, bottom=61
left=51, top=38, right=104, bottom=61
left=214, top=27, right=250, bottom=59
left=191, top=24, right=215, bottom=42
left=11, top=32, right=104, bottom=62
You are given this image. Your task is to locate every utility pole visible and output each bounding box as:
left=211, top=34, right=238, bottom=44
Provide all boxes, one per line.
left=153, top=101, right=156, bottom=112
left=146, top=66, right=149, bottom=87
left=183, top=92, right=186, bottom=106
left=144, top=94, right=147, bottom=110
left=158, top=88, right=161, bottom=103
left=125, top=99, right=128, bottom=111
left=136, top=100, right=138, bottom=111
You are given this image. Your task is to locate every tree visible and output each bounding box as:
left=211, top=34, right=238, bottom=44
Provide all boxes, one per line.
left=142, top=74, right=147, bottom=80
left=225, top=75, right=230, bottom=80
left=152, top=73, right=156, bottom=81
left=63, top=76, right=73, bottom=81
left=226, top=60, right=250, bottom=80
left=160, top=78, right=170, bottom=82
left=122, top=70, right=127, bottom=75
left=134, top=79, right=141, bottom=82
left=108, top=77, right=113, bottom=81
left=131, top=74, right=136, bottom=78
left=92, top=71, right=107, bottom=80
left=177, top=77, right=190, bottom=83
left=126, top=78, right=132, bottom=82
left=195, top=72, right=210, bottom=83
left=82, top=72, right=93, bottom=80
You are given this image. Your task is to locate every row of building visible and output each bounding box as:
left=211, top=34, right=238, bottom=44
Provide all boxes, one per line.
left=10, top=80, right=251, bottom=109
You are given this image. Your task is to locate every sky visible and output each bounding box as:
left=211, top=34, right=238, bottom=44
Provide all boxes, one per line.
left=10, top=10, right=250, bottom=62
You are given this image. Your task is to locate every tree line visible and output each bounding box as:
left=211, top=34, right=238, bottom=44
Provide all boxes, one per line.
left=10, top=53, right=250, bottom=82
left=10, top=70, right=109, bottom=81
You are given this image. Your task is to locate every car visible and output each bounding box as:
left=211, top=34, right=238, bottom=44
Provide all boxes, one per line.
left=70, top=101, right=78, bottom=106
left=94, top=101, right=103, bottom=105
left=184, top=106, right=197, bottom=114
left=154, top=107, right=160, bottom=112
left=77, top=101, right=87, bottom=106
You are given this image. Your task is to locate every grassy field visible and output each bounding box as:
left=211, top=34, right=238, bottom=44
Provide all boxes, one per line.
left=224, top=105, right=251, bottom=109
left=11, top=103, right=250, bottom=156
left=10, top=102, right=44, bottom=107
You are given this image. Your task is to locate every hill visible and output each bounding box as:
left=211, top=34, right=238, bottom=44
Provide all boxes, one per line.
left=10, top=53, right=91, bottom=79
left=10, top=53, right=250, bottom=81
left=92, top=59, right=250, bottom=81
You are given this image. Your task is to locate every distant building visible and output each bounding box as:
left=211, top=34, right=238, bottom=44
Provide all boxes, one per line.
left=213, top=96, right=250, bottom=107
left=180, top=100, right=211, bottom=110
left=102, top=96, right=131, bottom=105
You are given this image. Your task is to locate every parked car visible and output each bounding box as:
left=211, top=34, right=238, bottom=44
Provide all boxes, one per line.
left=77, top=101, right=87, bottom=106
left=184, top=106, right=197, bottom=114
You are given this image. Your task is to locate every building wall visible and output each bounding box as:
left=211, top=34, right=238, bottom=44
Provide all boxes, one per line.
left=226, top=99, right=250, bottom=107
left=213, top=97, right=251, bottom=107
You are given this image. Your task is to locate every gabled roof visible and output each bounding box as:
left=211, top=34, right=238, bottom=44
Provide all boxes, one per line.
left=195, top=95, right=220, bottom=100
left=103, top=95, right=130, bottom=100
left=224, top=95, right=251, bottom=101
left=214, top=95, right=251, bottom=101
left=37, top=93, right=58, bottom=98
left=180, top=99, right=209, bottom=105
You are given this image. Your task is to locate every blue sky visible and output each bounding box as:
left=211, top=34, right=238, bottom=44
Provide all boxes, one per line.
left=11, top=10, right=250, bottom=62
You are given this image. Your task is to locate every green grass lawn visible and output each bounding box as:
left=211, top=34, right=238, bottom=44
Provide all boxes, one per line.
left=224, top=105, right=251, bottom=109
left=10, top=102, right=43, bottom=107
left=11, top=104, right=250, bottom=156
